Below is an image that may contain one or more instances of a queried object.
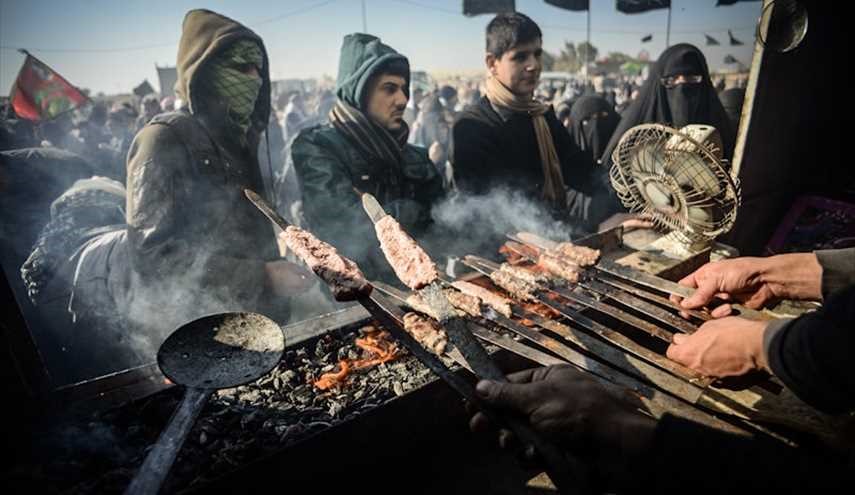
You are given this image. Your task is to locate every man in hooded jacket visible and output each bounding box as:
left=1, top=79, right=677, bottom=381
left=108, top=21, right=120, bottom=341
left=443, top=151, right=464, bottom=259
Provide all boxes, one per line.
left=126, top=9, right=308, bottom=340
left=291, top=33, right=444, bottom=279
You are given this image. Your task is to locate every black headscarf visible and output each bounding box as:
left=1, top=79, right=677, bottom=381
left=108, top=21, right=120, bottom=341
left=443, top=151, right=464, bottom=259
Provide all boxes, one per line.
left=719, top=87, right=746, bottom=130
left=569, top=95, right=620, bottom=166
left=601, top=44, right=735, bottom=169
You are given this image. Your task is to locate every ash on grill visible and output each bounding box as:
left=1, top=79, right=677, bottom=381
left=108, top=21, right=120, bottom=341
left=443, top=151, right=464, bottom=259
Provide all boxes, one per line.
left=28, top=322, right=436, bottom=494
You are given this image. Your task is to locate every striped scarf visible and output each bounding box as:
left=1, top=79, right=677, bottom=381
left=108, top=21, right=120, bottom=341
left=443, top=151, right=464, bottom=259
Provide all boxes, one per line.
left=329, top=99, right=409, bottom=167
left=485, top=76, right=566, bottom=206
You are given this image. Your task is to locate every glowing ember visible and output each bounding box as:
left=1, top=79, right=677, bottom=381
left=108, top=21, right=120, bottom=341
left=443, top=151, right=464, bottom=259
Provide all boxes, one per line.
left=314, top=360, right=351, bottom=390
left=313, top=330, right=403, bottom=390
left=518, top=301, right=560, bottom=320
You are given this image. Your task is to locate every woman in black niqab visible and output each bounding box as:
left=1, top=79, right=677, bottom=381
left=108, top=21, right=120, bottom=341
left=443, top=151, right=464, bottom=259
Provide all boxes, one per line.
left=569, top=95, right=621, bottom=167
left=564, top=95, right=623, bottom=233
left=601, top=44, right=735, bottom=170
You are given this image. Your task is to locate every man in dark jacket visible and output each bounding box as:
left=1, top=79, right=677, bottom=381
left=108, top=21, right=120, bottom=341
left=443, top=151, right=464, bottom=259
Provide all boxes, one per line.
left=291, top=33, right=444, bottom=279
left=126, top=9, right=309, bottom=341
left=452, top=13, right=611, bottom=232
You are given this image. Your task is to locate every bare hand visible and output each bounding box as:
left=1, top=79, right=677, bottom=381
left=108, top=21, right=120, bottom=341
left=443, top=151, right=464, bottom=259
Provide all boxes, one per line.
left=469, top=365, right=655, bottom=464
left=264, top=260, right=314, bottom=297
left=666, top=317, right=769, bottom=378
left=669, top=253, right=823, bottom=317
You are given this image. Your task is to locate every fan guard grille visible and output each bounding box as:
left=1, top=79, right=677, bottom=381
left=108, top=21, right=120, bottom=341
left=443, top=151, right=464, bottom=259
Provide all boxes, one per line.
left=609, top=124, right=741, bottom=244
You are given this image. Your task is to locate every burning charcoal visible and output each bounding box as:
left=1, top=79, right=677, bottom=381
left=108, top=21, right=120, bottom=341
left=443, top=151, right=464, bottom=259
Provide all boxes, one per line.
left=393, top=382, right=404, bottom=397
left=238, top=390, right=261, bottom=403
left=240, top=411, right=259, bottom=430
left=314, top=340, right=327, bottom=359
left=280, top=369, right=297, bottom=384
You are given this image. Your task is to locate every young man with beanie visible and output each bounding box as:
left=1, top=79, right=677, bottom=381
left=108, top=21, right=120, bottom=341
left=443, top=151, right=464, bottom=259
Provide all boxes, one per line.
left=291, top=33, right=444, bottom=279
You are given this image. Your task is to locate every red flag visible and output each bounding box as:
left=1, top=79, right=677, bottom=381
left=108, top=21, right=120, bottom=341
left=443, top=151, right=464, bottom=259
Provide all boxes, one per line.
left=9, top=53, right=87, bottom=121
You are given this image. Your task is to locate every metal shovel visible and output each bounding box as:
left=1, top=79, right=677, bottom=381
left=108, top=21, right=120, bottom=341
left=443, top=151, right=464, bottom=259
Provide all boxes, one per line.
left=125, top=312, right=285, bottom=495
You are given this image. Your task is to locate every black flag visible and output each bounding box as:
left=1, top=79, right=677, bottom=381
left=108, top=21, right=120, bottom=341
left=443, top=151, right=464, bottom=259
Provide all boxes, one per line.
left=716, top=0, right=761, bottom=5
left=704, top=34, right=720, bottom=45
left=133, top=79, right=155, bottom=97
left=616, top=0, right=670, bottom=14
left=641, top=34, right=653, bottom=43
left=463, top=0, right=515, bottom=16
left=728, top=29, right=744, bottom=45
left=545, top=0, right=589, bottom=10
left=723, top=54, right=738, bottom=64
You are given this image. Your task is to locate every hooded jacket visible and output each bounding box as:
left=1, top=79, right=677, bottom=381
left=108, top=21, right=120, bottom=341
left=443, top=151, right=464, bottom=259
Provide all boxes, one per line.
left=126, top=9, right=285, bottom=338
left=291, top=34, right=443, bottom=279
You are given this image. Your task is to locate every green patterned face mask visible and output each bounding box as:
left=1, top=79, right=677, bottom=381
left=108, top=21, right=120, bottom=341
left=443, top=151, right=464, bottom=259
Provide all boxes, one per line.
left=200, top=40, right=263, bottom=134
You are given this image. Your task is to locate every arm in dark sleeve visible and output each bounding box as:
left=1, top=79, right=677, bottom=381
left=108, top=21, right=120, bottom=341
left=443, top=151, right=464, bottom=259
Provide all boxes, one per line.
left=450, top=117, right=495, bottom=195
left=815, top=248, right=855, bottom=299
left=548, top=111, right=598, bottom=195
left=125, top=125, right=267, bottom=307
left=621, top=413, right=851, bottom=495
left=548, top=112, right=623, bottom=229
left=764, top=284, right=855, bottom=414
left=405, top=147, right=446, bottom=233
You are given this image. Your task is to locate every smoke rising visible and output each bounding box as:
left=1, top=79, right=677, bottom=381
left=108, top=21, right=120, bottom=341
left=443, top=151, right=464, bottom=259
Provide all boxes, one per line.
left=425, top=188, right=583, bottom=265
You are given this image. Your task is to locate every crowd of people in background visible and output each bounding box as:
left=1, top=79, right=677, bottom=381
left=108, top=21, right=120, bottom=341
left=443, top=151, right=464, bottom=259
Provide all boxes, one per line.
left=0, top=51, right=747, bottom=207
left=0, top=9, right=747, bottom=385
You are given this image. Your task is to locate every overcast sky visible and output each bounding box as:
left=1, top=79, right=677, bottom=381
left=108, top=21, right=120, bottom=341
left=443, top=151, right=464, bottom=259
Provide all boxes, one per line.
left=0, top=0, right=762, bottom=96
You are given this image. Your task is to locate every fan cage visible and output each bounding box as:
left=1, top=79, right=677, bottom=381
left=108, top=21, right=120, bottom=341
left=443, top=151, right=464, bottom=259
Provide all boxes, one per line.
left=608, top=124, right=741, bottom=244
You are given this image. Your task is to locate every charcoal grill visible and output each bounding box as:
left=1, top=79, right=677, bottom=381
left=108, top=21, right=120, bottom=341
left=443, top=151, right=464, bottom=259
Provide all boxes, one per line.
left=8, top=227, right=845, bottom=494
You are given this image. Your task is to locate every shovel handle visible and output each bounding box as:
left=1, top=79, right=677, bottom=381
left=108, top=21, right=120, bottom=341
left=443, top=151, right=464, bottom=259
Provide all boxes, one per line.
left=125, top=387, right=211, bottom=495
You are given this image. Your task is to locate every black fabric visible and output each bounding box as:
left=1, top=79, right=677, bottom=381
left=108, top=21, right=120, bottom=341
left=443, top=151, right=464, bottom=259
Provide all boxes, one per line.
left=452, top=96, right=593, bottom=198
left=544, top=0, right=589, bottom=10
left=0, top=148, right=94, bottom=275
left=20, top=177, right=125, bottom=305
left=451, top=95, right=614, bottom=231
left=719, top=87, right=745, bottom=129
left=568, top=95, right=620, bottom=166
left=462, top=0, right=515, bottom=16
left=767, top=284, right=855, bottom=414
left=602, top=44, right=736, bottom=170
left=616, top=0, right=670, bottom=14
left=622, top=413, right=853, bottom=494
